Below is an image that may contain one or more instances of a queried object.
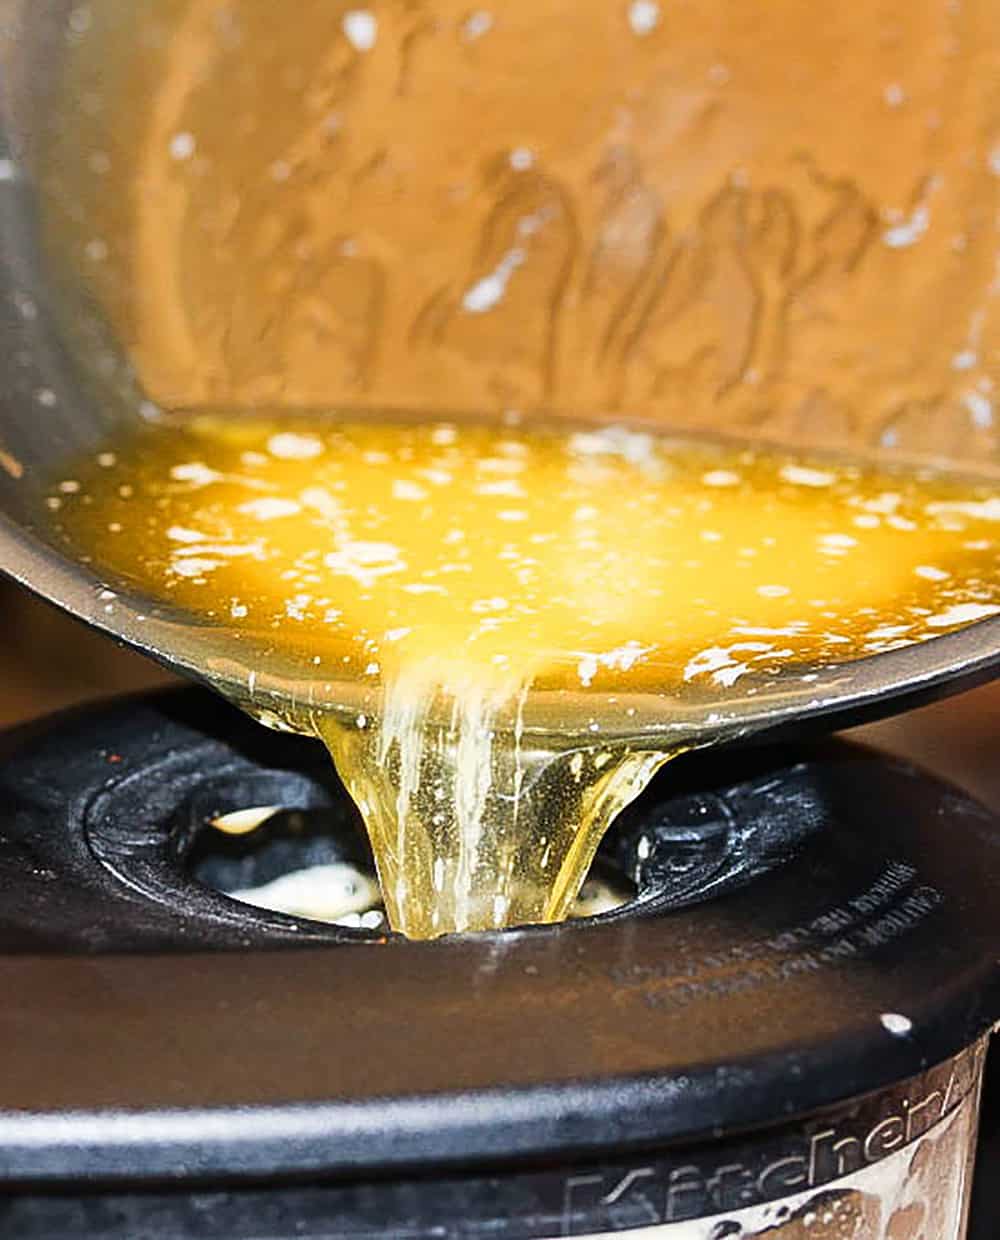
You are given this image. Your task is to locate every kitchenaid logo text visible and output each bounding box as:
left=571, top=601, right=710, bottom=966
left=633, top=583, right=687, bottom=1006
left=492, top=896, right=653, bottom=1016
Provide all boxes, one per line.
left=559, top=1044, right=982, bottom=1232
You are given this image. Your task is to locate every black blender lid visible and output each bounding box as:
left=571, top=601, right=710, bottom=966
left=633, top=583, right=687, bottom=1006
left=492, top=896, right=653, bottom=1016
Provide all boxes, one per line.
left=0, top=688, right=997, bottom=1183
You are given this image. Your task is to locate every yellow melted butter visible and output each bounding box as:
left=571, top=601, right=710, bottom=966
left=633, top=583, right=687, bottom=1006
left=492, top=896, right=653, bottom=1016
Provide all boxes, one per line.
left=48, top=415, right=1000, bottom=937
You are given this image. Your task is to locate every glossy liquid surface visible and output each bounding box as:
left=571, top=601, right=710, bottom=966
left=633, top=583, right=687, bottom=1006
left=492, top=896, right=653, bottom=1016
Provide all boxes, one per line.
left=47, top=416, right=1000, bottom=936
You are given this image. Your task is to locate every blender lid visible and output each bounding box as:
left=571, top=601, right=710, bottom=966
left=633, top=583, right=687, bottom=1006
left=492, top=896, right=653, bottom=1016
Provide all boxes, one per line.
left=0, top=689, right=997, bottom=1183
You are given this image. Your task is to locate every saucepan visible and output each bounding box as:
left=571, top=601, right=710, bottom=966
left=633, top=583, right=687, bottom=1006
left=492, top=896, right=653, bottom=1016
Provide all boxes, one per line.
left=0, top=0, right=998, bottom=744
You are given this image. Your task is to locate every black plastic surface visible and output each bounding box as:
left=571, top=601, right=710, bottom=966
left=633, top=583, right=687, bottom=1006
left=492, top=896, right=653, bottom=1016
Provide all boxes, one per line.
left=0, top=689, right=827, bottom=953
left=0, top=689, right=997, bottom=1192
left=0, top=1043, right=990, bottom=1240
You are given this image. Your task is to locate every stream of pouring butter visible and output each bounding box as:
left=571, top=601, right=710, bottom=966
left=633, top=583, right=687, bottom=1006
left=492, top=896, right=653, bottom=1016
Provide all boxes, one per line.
left=46, top=415, right=1000, bottom=937
left=317, top=664, right=672, bottom=937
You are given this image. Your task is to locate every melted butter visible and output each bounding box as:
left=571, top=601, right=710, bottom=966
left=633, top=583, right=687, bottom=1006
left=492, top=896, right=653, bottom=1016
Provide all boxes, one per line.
left=47, top=415, right=1000, bottom=937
